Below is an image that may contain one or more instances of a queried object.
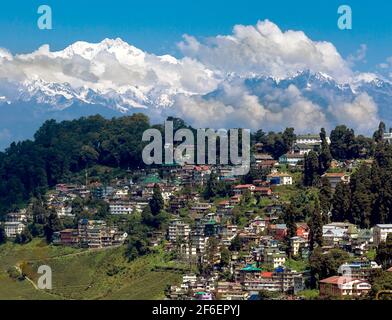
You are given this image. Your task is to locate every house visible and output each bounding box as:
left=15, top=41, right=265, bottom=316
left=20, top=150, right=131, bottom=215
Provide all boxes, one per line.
left=78, top=219, right=127, bottom=249
left=279, top=153, right=305, bottom=166
left=58, top=229, right=79, bottom=246
left=296, top=223, right=310, bottom=240
left=266, top=173, right=293, bottom=186
left=264, top=248, right=287, bottom=268
left=233, top=184, right=256, bottom=195
left=296, top=134, right=329, bottom=145
left=168, top=219, right=191, bottom=243
left=319, top=276, right=371, bottom=297
left=323, top=222, right=358, bottom=246
left=383, top=132, right=392, bottom=144
left=109, top=200, right=138, bottom=215
left=293, top=143, right=319, bottom=155
left=373, top=224, right=392, bottom=246
left=338, top=261, right=381, bottom=281
left=269, top=224, right=288, bottom=241
left=290, top=237, right=307, bottom=257
left=321, top=172, right=350, bottom=190
left=254, top=187, right=273, bottom=197
left=4, top=222, right=26, bottom=238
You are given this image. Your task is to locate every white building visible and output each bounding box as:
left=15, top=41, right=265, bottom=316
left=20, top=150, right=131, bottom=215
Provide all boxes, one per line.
left=383, top=133, right=392, bottom=144
left=266, top=173, right=293, bottom=186
left=4, top=222, right=26, bottom=238
left=373, top=224, right=392, bottom=246
left=296, top=134, right=330, bottom=145
left=168, top=220, right=191, bottom=243
left=109, top=201, right=137, bottom=215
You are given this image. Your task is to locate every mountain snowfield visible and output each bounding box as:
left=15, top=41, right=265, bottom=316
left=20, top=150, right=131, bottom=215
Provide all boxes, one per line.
left=0, top=20, right=392, bottom=149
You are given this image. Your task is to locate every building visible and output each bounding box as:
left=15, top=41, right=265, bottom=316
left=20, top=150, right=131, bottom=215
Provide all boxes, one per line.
left=279, top=153, right=305, bottom=166
left=373, top=224, right=392, bottom=246
left=109, top=200, right=141, bottom=215
left=266, top=173, right=293, bottom=186
left=323, top=222, right=358, bottom=246
left=233, top=184, right=256, bottom=195
left=296, top=134, right=330, bottom=145
left=4, top=222, right=26, bottom=238
left=167, top=219, right=191, bottom=243
left=321, top=173, right=350, bottom=190
left=290, top=237, right=307, bottom=257
left=78, top=219, right=127, bottom=249
left=383, top=132, right=392, bottom=144
left=319, top=276, right=371, bottom=297
left=264, top=248, right=287, bottom=268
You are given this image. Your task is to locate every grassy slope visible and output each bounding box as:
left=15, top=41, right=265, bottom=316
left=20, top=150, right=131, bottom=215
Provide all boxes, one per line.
left=0, top=240, right=183, bottom=300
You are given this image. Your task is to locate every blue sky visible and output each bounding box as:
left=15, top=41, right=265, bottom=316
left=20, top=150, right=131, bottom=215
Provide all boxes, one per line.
left=1, top=0, right=391, bottom=71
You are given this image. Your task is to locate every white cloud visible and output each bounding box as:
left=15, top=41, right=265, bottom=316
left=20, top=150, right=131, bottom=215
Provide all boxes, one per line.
left=167, top=82, right=328, bottom=133
left=178, top=20, right=352, bottom=82
left=327, top=93, right=380, bottom=133
left=347, top=44, right=367, bottom=66
left=0, top=20, right=384, bottom=135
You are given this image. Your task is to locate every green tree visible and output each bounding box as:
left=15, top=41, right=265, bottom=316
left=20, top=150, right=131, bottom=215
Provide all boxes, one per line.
left=319, top=177, right=332, bottom=224
left=376, top=234, right=392, bottom=269
left=284, top=204, right=297, bottom=238
left=373, top=121, right=386, bottom=143
left=220, top=247, right=231, bottom=267
left=304, top=151, right=320, bottom=187
left=149, top=184, right=164, bottom=216
left=0, top=223, right=7, bottom=244
left=319, top=128, right=332, bottom=174
left=309, top=248, right=350, bottom=289
left=282, top=128, right=296, bottom=152
left=308, top=199, right=323, bottom=251
left=44, top=210, right=63, bottom=243
left=331, top=182, right=351, bottom=222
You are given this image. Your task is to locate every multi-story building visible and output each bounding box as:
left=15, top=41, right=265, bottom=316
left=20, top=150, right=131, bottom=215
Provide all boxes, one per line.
left=167, top=219, right=191, bottom=243
left=109, top=200, right=138, bottom=215
left=373, top=224, right=392, bottom=246
left=319, top=276, right=371, bottom=297
left=4, top=222, right=26, bottom=238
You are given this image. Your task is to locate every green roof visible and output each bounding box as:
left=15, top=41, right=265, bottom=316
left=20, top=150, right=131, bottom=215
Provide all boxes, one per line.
left=142, top=175, right=162, bottom=185
left=241, top=265, right=261, bottom=272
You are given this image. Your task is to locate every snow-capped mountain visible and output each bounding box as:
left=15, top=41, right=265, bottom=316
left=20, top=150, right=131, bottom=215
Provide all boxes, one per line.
left=1, top=37, right=392, bottom=150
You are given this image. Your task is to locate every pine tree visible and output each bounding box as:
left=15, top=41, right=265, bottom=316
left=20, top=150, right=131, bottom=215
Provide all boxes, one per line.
left=319, top=128, right=332, bottom=174
left=0, top=224, right=7, bottom=244
left=304, top=151, right=320, bottom=187
left=284, top=204, right=297, bottom=238
left=319, top=177, right=332, bottom=224
left=149, top=184, right=164, bottom=216
left=309, top=199, right=323, bottom=251
left=373, top=121, right=386, bottom=143
left=44, top=210, right=63, bottom=243
left=331, top=182, right=351, bottom=222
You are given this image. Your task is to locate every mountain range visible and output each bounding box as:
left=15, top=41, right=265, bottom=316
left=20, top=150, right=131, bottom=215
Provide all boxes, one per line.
left=1, top=35, right=391, bottom=150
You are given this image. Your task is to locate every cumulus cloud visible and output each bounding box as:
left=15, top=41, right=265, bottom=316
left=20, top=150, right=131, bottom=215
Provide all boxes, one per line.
left=0, top=20, right=384, bottom=135
left=327, top=93, right=380, bottom=133
left=178, top=20, right=352, bottom=82
left=167, top=81, right=329, bottom=133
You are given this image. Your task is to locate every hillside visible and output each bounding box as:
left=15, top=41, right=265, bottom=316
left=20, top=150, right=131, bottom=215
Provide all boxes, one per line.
left=0, top=239, right=183, bottom=300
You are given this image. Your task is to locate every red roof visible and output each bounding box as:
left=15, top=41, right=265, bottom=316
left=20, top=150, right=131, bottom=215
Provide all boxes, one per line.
left=234, top=184, right=255, bottom=189
left=320, top=276, right=353, bottom=284
left=323, top=173, right=346, bottom=178
left=261, top=272, right=273, bottom=278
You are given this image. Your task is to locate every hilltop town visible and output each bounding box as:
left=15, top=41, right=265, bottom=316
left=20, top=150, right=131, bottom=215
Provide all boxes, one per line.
left=1, top=116, right=392, bottom=300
